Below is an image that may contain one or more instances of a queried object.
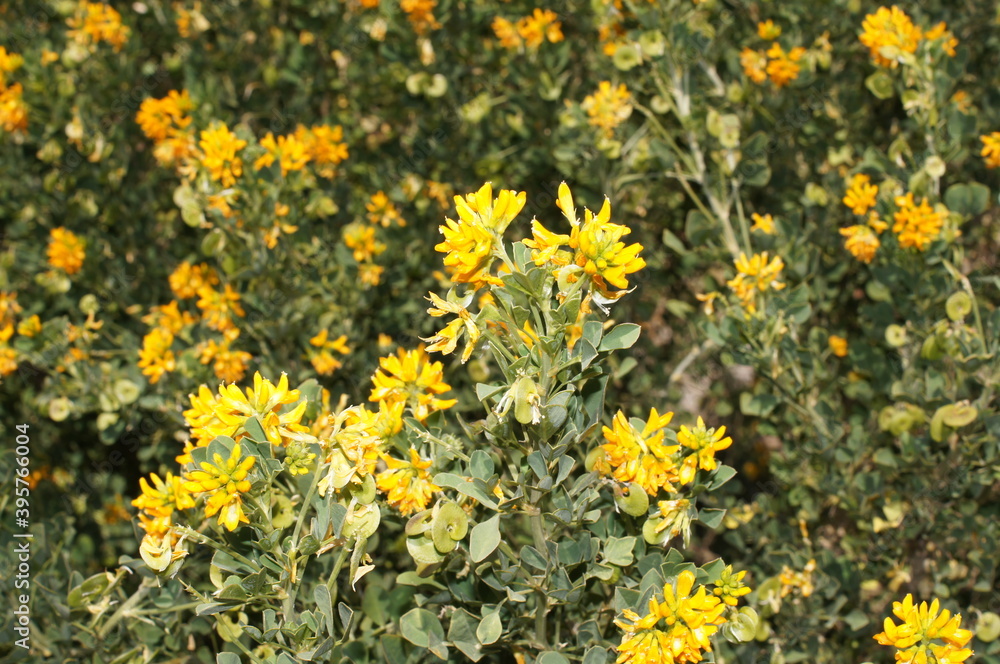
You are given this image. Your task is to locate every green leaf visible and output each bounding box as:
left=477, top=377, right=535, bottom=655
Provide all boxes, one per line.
left=865, top=71, right=895, bottom=100
left=583, top=647, right=610, bottom=664
left=477, top=610, right=503, bottom=645
left=313, top=585, right=334, bottom=637
left=944, top=182, right=990, bottom=216
left=538, top=652, right=571, bottom=664
left=399, top=608, right=445, bottom=649
left=604, top=536, right=635, bottom=566
left=243, top=416, right=268, bottom=443
left=217, top=654, right=242, bottom=664
left=449, top=610, right=484, bottom=661
left=844, top=609, right=870, bottom=630
left=470, top=515, right=501, bottom=562
left=698, top=508, right=726, bottom=529
left=662, top=229, right=687, bottom=254
left=469, top=450, right=495, bottom=480
left=599, top=324, right=641, bottom=352
left=433, top=472, right=499, bottom=510
left=707, top=465, right=737, bottom=489
left=338, top=602, right=354, bottom=638
left=520, top=545, right=548, bottom=571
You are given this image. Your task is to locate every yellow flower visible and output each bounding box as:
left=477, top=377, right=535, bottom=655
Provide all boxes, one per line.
left=614, top=570, right=727, bottom=664
left=142, top=300, right=196, bottom=334
left=400, top=0, right=440, bottom=34
left=376, top=447, right=441, bottom=515
left=980, top=132, right=1000, bottom=169
left=892, top=192, right=946, bottom=250
left=0, top=343, right=18, bottom=377
left=0, top=82, right=28, bottom=133
left=843, top=173, right=879, bottom=215
left=358, top=263, right=384, bottom=287
left=757, top=20, right=781, bottom=40
left=366, top=190, right=406, bottom=227
left=309, top=330, right=351, bottom=376
left=183, top=442, right=256, bottom=531
left=198, top=123, right=247, bottom=187
left=523, top=218, right=572, bottom=266
left=254, top=132, right=310, bottom=175
left=296, top=124, right=348, bottom=178
left=132, top=472, right=196, bottom=518
left=343, top=222, right=386, bottom=262
left=195, top=283, right=245, bottom=332
left=136, top=90, right=194, bottom=142
left=601, top=408, right=679, bottom=496
left=750, top=213, right=776, bottom=235
left=778, top=558, right=816, bottom=598
left=839, top=224, right=880, bottom=264
left=726, top=252, right=785, bottom=315
left=17, top=315, right=41, bottom=338
left=423, top=292, right=481, bottom=363
left=435, top=183, right=526, bottom=288
left=492, top=16, right=522, bottom=49
left=138, top=327, right=176, bottom=384
left=874, top=594, right=973, bottom=664
left=67, top=2, right=131, bottom=52
left=0, top=292, right=22, bottom=328
left=47, top=227, right=86, bottom=275
left=0, top=47, right=24, bottom=84
left=765, top=43, right=805, bottom=88
left=582, top=81, right=633, bottom=137
left=369, top=346, right=457, bottom=421
left=677, top=416, right=732, bottom=485
left=859, top=6, right=922, bottom=68
left=828, top=335, right=848, bottom=357
left=516, top=9, right=563, bottom=48
left=924, top=22, right=958, bottom=57
left=169, top=262, right=218, bottom=299
left=713, top=566, right=752, bottom=607
left=740, top=48, right=768, bottom=84
left=696, top=292, right=719, bottom=316
left=198, top=330, right=252, bottom=383
left=570, top=190, right=646, bottom=298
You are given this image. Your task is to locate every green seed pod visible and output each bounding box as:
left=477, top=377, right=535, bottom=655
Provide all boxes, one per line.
left=584, top=446, right=608, bottom=473
left=347, top=474, right=377, bottom=505
left=642, top=516, right=668, bottom=546
left=939, top=402, right=978, bottom=428
left=920, top=334, right=944, bottom=361
left=431, top=501, right=469, bottom=554
left=614, top=483, right=649, bottom=517
left=405, top=510, right=434, bottom=537
left=976, top=612, right=1000, bottom=643
left=342, top=503, right=380, bottom=540
left=406, top=533, right=445, bottom=565
left=945, top=292, right=972, bottom=322
left=885, top=324, right=907, bottom=347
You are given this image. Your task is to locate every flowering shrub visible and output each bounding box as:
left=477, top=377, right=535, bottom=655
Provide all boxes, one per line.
left=1, top=1, right=999, bottom=663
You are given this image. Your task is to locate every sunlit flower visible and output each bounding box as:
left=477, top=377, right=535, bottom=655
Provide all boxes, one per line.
left=423, top=292, right=480, bottom=363
left=183, top=442, right=256, bottom=531
left=980, top=132, right=1000, bottom=169
left=757, top=20, right=781, bottom=40
left=572, top=195, right=646, bottom=298
left=726, top=252, right=785, bottom=315
left=696, top=292, right=719, bottom=316
left=750, top=213, right=776, bottom=235
left=255, top=132, right=310, bottom=175
left=516, top=9, right=563, bottom=48
left=296, top=124, right=348, bottom=178
left=892, top=192, right=946, bottom=250
left=198, top=329, right=252, bottom=383
left=924, top=21, right=958, bottom=57
left=400, top=0, right=440, bottom=35
left=136, top=90, right=194, bottom=142
left=198, top=123, right=246, bottom=187
left=366, top=190, right=406, bottom=227
left=614, top=570, right=728, bottom=664
left=524, top=219, right=572, bottom=266
left=47, top=227, right=86, bottom=275
left=859, top=6, right=921, bottom=68
left=169, top=262, right=219, bottom=300
left=138, top=327, right=176, bottom=384
left=369, top=346, right=456, bottom=421
left=677, top=417, right=732, bottom=484
left=195, top=284, right=245, bottom=332
left=765, top=43, right=805, bottom=88
left=0, top=82, right=28, bottom=133
left=839, top=224, right=880, bottom=264
left=778, top=558, right=817, bottom=598
left=582, top=81, right=633, bottom=137
left=309, top=329, right=351, bottom=375
left=17, top=315, right=41, bottom=338
left=740, top=48, right=768, bottom=84
left=376, top=447, right=441, bottom=515
left=843, top=174, right=879, bottom=215
left=828, top=335, right=848, bottom=357
left=142, top=300, right=196, bottom=334
left=873, top=594, right=973, bottom=664
left=492, top=17, right=522, bottom=49
left=67, top=2, right=130, bottom=52
left=601, top=408, right=678, bottom=496
left=132, top=471, right=195, bottom=518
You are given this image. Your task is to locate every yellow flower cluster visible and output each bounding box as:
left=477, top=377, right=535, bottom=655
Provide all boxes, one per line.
left=46, top=227, right=86, bottom=275
left=400, top=0, right=440, bottom=35
left=614, top=570, right=730, bottom=664
left=199, top=123, right=247, bottom=188
left=980, top=132, right=1000, bottom=169
left=436, top=182, right=526, bottom=288
left=343, top=221, right=387, bottom=285
left=492, top=9, right=564, bottom=50
left=0, top=295, right=20, bottom=376
left=598, top=410, right=731, bottom=496
left=366, top=191, right=406, bottom=227
left=369, top=346, right=457, bottom=421
left=749, top=213, right=775, bottom=235
left=893, top=192, right=947, bottom=251
left=859, top=7, right=957, bottom=68
left=423, top=292, right=480, bottom=363
left=183, top=442, right=257, bottom=531
left=843, top=174, right=879, bottom=216
left=254, top=125, right=347, bottom=178
left=741, top=39, right=806, bottom=88
left=0, top=47, right=27, bottom=133
left=138, top=326, right=177, bottom=384
left=778, top=558, right=816, bottom=598
left=582, top=81, right=633, bottom=137
left=726, top=252, right=785, bottom=315
left=526, top=182, right=646, bottom=300
left=375, top=447, right=441, bottom=516
left=131, top=470, right=194, bottom=569
left=198, top=328, right=253, bottom=383
left=874, top=595, right=973, bottom=664
left=67, top=2, right=131, bottom=52
left=309, top=329, right=351, bottom=375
